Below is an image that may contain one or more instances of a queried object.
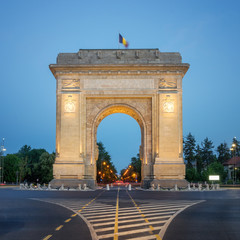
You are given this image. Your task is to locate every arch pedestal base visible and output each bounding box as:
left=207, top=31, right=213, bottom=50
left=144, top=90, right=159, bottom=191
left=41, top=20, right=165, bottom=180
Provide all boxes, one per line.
left=49, top=179, right=96, bottom=189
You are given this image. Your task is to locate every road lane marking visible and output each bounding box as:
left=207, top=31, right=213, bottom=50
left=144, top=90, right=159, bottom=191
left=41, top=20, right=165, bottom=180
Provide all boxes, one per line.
left=43, top=235, right=52, bottom=240
left=71, top=213, right=77, bottom=217
left=55, top=225, right=63, bottom=231
left=41, top=190, right=105, bottom=240
left=65, top=218, right=72, bottom=223
left=114, top=187, right=119, bottom=240
left=127, top=190, right=162, bottom=240
left=38, top=193, right=204, bottom=240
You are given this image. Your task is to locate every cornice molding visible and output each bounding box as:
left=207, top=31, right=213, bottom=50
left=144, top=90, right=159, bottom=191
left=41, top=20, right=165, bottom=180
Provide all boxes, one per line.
left=49, top=64, right=189, bottom=77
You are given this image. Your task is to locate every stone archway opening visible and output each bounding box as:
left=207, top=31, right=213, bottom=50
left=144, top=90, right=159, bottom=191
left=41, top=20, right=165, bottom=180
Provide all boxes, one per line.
left=94, top=106, right=143, bottom=183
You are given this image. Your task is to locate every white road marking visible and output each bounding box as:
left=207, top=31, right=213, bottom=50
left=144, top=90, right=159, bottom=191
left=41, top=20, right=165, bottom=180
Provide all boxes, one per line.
left=32, top=197, right=204, bottom=240
left=98, top=226, right=163, bottom=239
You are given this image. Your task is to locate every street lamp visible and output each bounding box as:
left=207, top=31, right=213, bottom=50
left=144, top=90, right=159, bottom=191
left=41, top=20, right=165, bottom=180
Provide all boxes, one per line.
left=100, top=161, right=106, bottom=183
left=231, top=143, right=237, bottom=184
left=0, top=138, right=7, bottom=184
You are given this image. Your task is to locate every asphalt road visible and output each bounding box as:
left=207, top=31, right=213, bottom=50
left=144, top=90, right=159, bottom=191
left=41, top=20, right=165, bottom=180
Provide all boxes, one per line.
left=0, top=187, right=239, bottom=240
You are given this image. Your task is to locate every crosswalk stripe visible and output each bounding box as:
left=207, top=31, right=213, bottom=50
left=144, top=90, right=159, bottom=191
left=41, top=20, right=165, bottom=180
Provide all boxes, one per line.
left=83, top=210, right=116, bottom=216
left=141, top=211, right=176, bottom=217
left=98, top=226, right=162, bottom=239
left=138, top=204, right=191, bottom=210
left=93, top=218, right=145, bottom=227
left=95, top=220, right=166, bottom=232
left=127, top=235, right=158, bottom=240
left=88, top=211, right=175, bottom=223
left=81, top=207, right=117, bottom=212
left=139, top=201, right=197, bottom=207
left=84, top=208, right=178, bottom=219
left=86, top=213, right=116, bottom=219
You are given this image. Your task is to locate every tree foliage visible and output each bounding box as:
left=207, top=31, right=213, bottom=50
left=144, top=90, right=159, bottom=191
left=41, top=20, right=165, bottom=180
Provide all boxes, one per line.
left=3, top=145, right=55, bottom=184
left=201, top=137, right=216, bottom=168
left=120, top=154, right=141, bottom=182
left=96, top=142, right=117, bottom=183
left=231, top=137, right=240, bottom=156
left=184, top=134, right=230, bottom=183
left=217, top=142, right=231, bottom=164
left=3, top=154, right=20, bottom=183
left=183, top=133, right=196, bottom=168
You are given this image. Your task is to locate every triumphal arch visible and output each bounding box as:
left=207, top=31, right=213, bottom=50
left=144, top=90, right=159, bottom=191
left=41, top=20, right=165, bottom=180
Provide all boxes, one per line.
left=49, top=49, right=189, bottom=188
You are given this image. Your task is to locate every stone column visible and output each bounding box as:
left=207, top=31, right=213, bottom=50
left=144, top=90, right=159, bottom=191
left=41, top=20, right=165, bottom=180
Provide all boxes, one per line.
left=152, top=75, right=187, bottom=187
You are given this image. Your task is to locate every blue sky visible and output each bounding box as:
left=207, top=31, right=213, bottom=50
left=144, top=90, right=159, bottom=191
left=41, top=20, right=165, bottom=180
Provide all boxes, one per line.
left=1, top=0, right=240, bottom=173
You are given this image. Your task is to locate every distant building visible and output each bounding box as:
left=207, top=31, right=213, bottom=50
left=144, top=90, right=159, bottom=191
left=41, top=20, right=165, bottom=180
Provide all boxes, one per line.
left=223, top=156, right=240, bottom=181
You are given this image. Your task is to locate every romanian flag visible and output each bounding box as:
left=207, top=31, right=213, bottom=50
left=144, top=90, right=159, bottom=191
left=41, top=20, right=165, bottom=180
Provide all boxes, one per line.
left=119, top=34, right=129, bottom=48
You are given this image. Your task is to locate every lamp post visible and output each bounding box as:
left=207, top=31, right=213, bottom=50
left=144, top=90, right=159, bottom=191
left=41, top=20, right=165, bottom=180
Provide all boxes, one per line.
left=231, top=143, right=237, bottom=184
left=101, top=161, right=106, bottom=183
left=0, top=138, right=7, bottom=184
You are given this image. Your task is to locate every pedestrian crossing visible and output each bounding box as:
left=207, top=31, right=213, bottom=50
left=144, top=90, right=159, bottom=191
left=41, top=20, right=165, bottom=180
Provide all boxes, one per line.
left=35, top=196, right=203, bottom=240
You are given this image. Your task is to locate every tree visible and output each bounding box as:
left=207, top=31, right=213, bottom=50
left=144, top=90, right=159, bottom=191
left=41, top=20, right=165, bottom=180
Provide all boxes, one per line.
left=23, top=148, right=47, bottom=182
left=96, top=142, right=117, bottom=183
left=204, top=161, right=227, bottom=183
left=185, top=168, right=200, bottom=182
left=231, top=137, right=240, bottom=157
left=18, top=145, right=31, bottom=156
left=18, top=156, right=28, bottom=183
left=3, top=154, right=20, bottom=183
left=34, top=152, right=55, bottom=184
left=130, top=154, right=141, bottom=182
left=16, top=145, right=48, bottom=183
left=195, top=144, right=203, bottom=174
left=201, top=137, right=216, bottom=168
left=183, top=133, right=196, bottom=169
left=120, top=154, right=142, bottom=182
left=217, top=142, right=231, bottom=164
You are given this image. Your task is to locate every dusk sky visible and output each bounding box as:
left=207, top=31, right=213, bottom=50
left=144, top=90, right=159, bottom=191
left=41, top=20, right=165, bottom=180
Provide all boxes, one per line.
left=1, top=1, right=240, bottom=173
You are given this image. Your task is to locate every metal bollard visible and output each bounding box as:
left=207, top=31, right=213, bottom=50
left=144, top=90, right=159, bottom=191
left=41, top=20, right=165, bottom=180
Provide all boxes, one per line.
left=106, top=184, right=110, bottom=190
left=128, top=184, right=132, bottom=191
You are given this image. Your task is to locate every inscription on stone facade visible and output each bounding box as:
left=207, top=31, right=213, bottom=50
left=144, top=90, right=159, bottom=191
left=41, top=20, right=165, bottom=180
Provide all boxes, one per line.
left=83, top=78, right=154, bottom=89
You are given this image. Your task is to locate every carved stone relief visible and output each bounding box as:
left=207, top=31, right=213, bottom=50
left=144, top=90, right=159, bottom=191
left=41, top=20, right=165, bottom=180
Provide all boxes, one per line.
left=158, top=78, right=177, bottom=89
left=162, top=95, right=175, bottom=113
left=64, top=96, right=76, bottom=113
left=62, top=79, right=80, bottom=90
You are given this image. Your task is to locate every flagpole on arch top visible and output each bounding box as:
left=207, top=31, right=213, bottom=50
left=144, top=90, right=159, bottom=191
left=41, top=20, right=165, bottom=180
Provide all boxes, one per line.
left=118, top=32, right=120, bottom=49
